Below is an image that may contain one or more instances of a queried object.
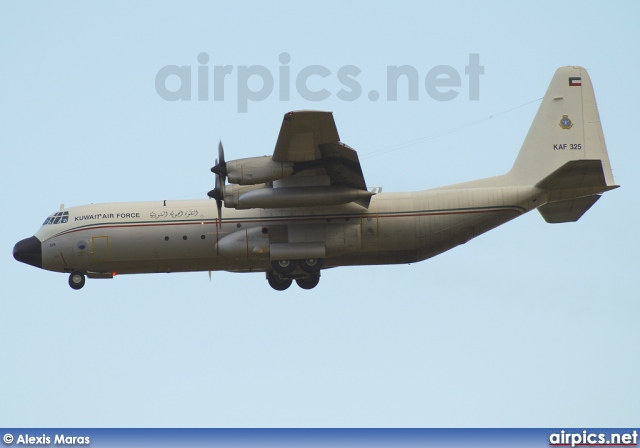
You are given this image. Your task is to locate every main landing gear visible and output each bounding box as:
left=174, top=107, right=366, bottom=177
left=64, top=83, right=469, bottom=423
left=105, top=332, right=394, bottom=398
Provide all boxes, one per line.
left=267, top=258, right=323, bottom=291
left=295, top=274, right=320, bottom=290
left=267, top=272, right=293, bottom=291
left=271, top=258, right=323, bottom=275
left=68, top=271, right=86, bottom=290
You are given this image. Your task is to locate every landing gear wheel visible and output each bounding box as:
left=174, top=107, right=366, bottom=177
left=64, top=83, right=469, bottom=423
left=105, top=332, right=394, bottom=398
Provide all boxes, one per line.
left=267, top=272, right=293, bottom=291
left=296, top=274, right=320, bottom=290
left=299, top=258, right=323, bottom=274
left=69, top=271, right=86, bottom=290
left=271, top=259, right=296, bottom=275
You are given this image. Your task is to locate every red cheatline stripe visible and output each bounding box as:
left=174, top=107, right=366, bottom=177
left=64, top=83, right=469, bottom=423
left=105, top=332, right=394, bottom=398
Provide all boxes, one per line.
left=45, top=207, right=524, bottom=241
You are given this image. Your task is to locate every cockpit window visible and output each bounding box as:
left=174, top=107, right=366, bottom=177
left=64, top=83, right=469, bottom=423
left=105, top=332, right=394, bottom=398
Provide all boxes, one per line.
left=43, top=211, right=69, bottom=226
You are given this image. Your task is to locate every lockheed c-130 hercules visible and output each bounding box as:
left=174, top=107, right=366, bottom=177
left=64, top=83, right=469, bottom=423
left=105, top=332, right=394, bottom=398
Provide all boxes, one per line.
left=13, top=66, right=618, bottom=291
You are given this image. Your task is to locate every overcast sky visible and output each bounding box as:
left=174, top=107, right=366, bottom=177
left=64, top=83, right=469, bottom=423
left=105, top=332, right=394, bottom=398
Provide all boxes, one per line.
left=1, top=1, right=638, bottom=427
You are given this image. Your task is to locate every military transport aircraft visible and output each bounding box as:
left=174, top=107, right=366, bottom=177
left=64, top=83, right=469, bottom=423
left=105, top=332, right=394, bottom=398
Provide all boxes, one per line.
left=13, top=66, right=618, bottom=291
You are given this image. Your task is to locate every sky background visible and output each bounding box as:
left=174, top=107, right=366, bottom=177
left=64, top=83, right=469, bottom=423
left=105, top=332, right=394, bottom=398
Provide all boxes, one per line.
left=1, top=1, right=638, bottom=428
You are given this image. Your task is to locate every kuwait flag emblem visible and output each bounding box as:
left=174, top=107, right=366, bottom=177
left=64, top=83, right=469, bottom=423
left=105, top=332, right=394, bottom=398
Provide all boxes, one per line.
left=569, top=77, right=582, bottom=86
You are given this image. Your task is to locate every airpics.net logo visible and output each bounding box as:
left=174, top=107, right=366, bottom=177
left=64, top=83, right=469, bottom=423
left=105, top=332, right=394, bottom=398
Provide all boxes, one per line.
left=549, top=430, right=638, bottom=447
left=155, top=52, right=484, bottom=112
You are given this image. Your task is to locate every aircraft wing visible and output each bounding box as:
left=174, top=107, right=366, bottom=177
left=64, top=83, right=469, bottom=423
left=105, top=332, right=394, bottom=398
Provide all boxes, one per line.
left=273, top=111, right=368, bottom=191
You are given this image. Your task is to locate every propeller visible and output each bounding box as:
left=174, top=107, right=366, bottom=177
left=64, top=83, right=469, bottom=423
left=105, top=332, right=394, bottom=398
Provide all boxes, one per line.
left=211, top=141, right=227, bottom=179
left=207, top=160, right=224, bottom=226
left=207, top=141, right=227, bottom=228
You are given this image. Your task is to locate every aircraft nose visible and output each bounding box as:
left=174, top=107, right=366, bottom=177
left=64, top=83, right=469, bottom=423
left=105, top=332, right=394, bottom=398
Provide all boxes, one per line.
left=13, top=236, right=42, bottom=268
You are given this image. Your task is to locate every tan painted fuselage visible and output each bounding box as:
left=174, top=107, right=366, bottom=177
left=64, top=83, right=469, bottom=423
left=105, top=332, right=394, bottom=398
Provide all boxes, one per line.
left=37, top=182, right=543, bottom=276
left=16, top=66, right=618, bottom=290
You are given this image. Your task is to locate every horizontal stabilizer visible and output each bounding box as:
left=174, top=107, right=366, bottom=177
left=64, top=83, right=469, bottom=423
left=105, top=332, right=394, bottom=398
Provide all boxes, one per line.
left=535, top=159, right=618, bottom=205
left=538, top=195, right=601, bottom=223
left=536, top=159, right=607, bottom=190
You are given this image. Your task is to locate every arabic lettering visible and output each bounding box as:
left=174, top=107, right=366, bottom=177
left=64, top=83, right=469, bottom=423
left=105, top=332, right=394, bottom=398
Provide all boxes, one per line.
left=149, top=209, right=199, bottom=220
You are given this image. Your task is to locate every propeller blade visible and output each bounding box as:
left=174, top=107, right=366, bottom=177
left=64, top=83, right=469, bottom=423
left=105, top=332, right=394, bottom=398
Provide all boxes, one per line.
left=211, top=141, right=227, bottom=179
left=207, top=160, right=223, bottom=198
left=208, top=169, right=220, bottom=200
left=216, top=175, right=223, bottom=227
left=207, top=160, right=224, bottom=228
left=209, top=142, right=227, bottom=228
left=218, top=140, right=225, bottom=166
left=215, top=197, right=222, bottom=228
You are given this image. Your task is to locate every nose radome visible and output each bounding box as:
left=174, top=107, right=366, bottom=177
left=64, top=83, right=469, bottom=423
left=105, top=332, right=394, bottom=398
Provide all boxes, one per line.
left=13, top=236, right=42, bottom=269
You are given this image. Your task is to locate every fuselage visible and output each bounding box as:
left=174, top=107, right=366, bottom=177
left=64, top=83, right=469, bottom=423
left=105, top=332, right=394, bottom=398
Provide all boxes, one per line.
left=12, top=67, right=617, bottom=291
left=16, top=182, right=543, bottom=278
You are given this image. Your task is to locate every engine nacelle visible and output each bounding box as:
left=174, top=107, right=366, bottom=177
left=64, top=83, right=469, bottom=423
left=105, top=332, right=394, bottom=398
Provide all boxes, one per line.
left=237, top=186, right=373, bottom=209
left=222, top=183, right=269, bottom=209
left=226, top=156, right=294, bottom=185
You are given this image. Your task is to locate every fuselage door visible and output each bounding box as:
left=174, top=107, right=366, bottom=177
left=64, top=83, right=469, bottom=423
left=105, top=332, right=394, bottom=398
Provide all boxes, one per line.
left=360, top=215, right=379, bottom=250
left=92, top=236, right=110, bottom=262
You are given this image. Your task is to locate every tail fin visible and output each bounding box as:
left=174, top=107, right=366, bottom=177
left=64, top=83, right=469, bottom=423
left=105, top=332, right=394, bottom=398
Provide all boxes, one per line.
left=510, top=66, right=616, bottom=187
left=509, top=66, right=619, bottom=222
